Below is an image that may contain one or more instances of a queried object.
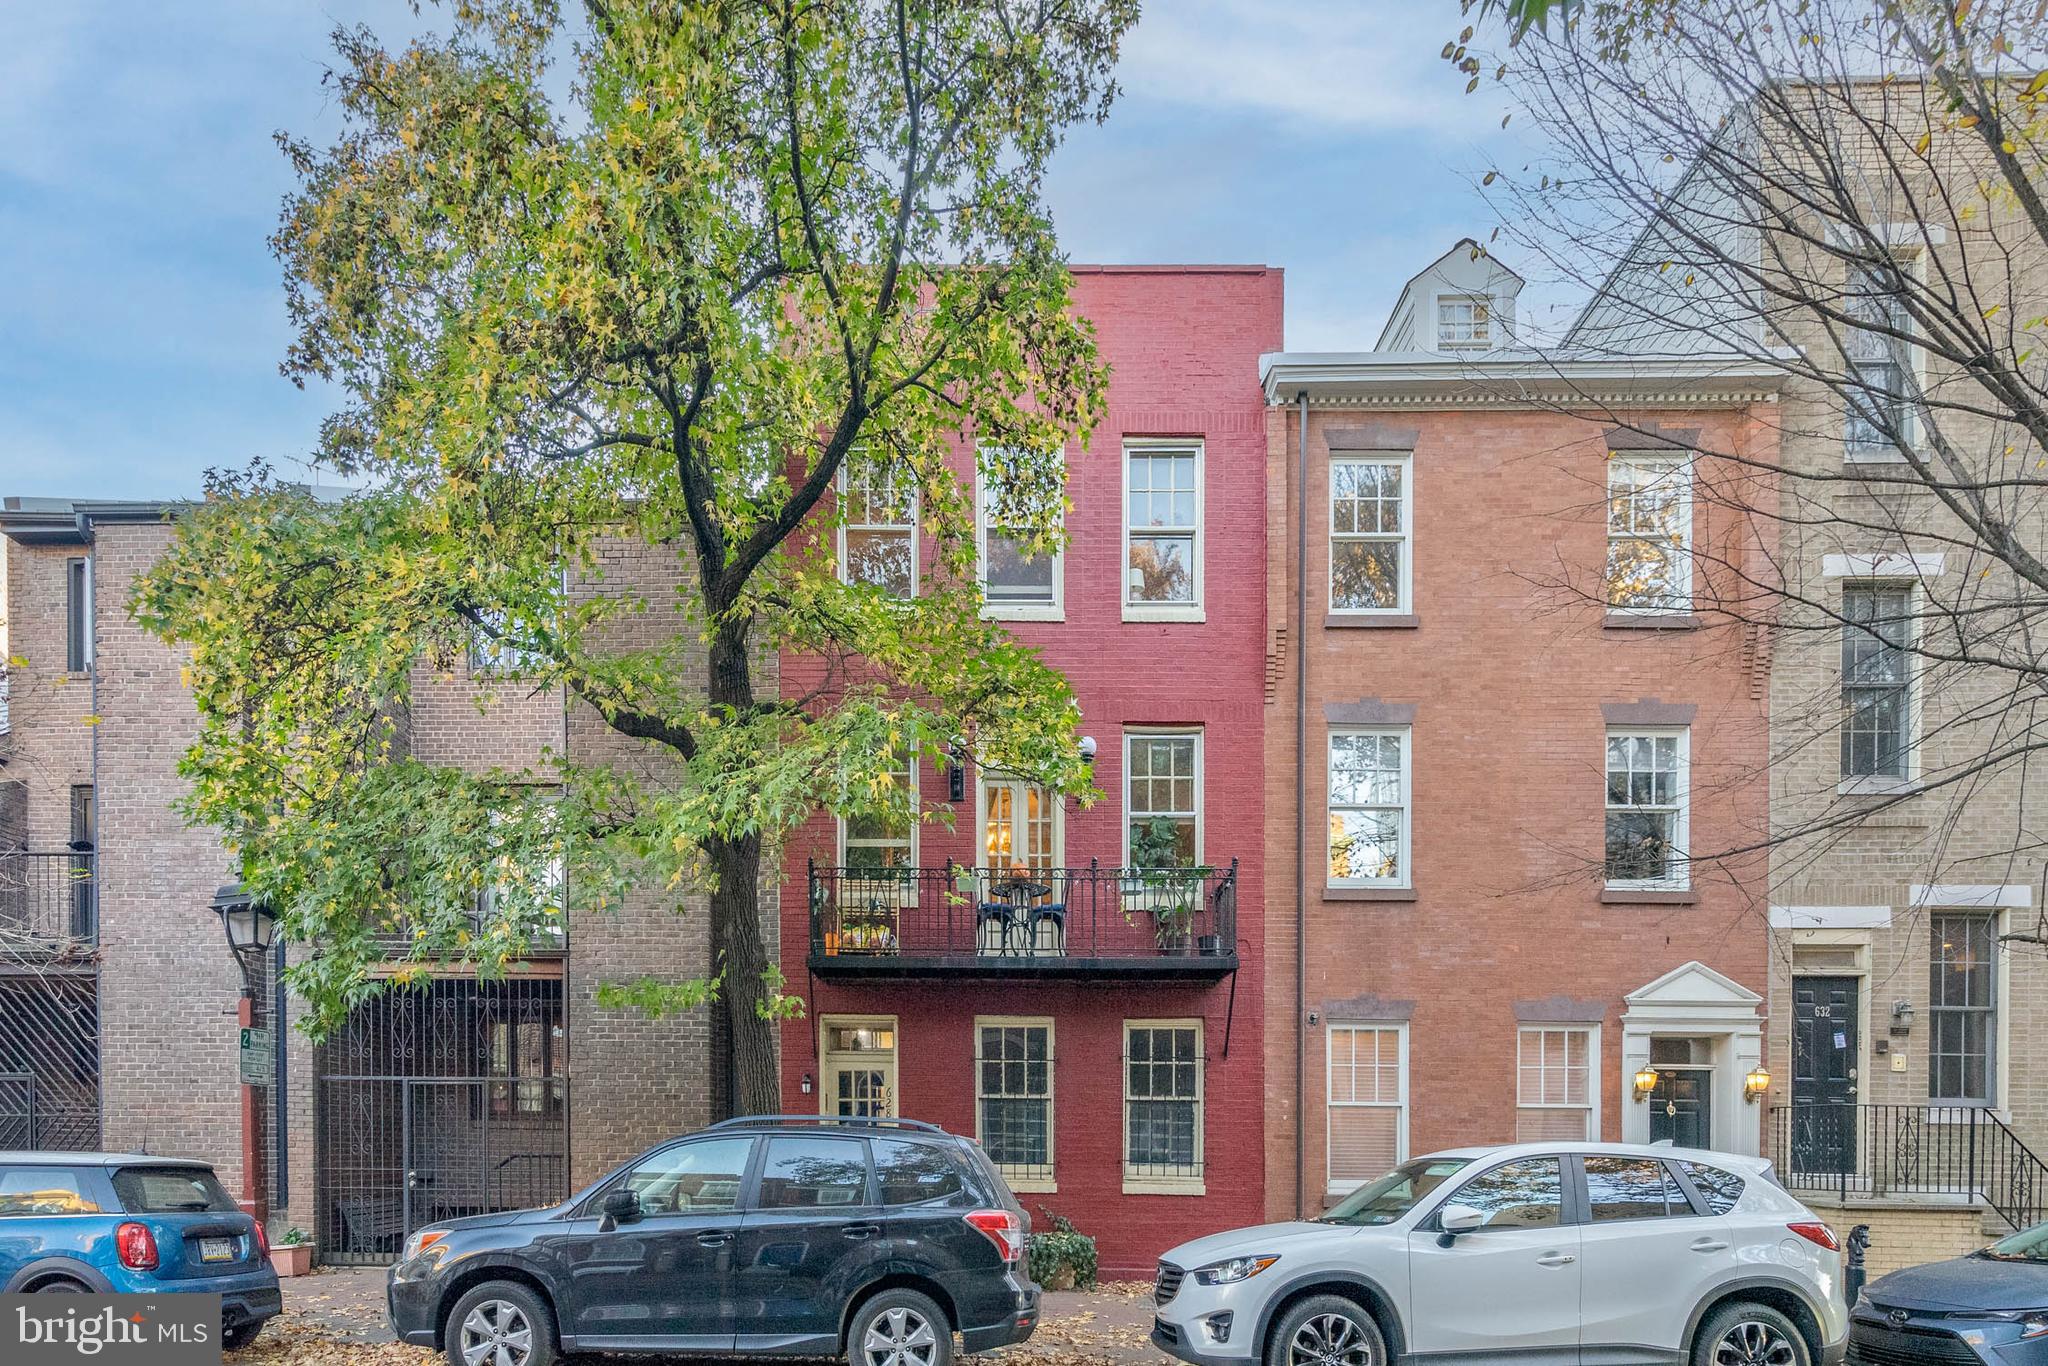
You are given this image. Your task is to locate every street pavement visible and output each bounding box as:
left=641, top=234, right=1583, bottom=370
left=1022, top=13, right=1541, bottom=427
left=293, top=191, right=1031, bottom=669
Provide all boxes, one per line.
left=235, top=1266, right=1161, bottom=1365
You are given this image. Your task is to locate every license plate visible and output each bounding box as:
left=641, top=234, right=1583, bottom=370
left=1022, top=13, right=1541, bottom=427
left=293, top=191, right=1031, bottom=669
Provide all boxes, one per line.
left=199, top=1237, right=236, bottom=1263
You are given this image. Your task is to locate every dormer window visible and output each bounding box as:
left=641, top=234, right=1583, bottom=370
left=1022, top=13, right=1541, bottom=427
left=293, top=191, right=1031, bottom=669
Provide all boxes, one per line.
left=1436, top=295, right=1491, bottom=349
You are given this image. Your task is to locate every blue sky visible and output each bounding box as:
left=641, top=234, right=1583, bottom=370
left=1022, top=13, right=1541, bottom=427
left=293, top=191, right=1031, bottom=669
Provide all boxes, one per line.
left=0, top=1, right=1541, bottom=499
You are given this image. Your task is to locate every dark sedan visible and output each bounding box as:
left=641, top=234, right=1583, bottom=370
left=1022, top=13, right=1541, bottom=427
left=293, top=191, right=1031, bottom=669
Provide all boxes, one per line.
left=1850, top=1221, right=2048, bottom=1364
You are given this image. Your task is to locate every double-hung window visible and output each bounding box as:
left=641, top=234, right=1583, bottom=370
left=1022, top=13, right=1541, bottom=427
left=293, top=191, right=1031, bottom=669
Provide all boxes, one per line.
left=1606, top=455, right=1692, bottom=613
left=840, top=751, right=917, bottom=920
left=1124, top=442, right=1202, bottom=617
left=1604, top=730, right=1688, bottom=889
left=1517, top=1026, right=1596, bottom=1141
left=1124, top=1020, right=1202, bottom=1190
left=476, top=790, right=567, bottom=945
left=1844, top=261, right=1918, bottom=457
left=1841, top=584, right=1913, bottom=782
left=1329, top=457, right=1411, bottom=614
left=1125, top=730, right=1200, bottom=867
left=840, top=459, right=917, bottom=598
left=978, top=448, right=1063, bottom=619
left=1326, top=1024, right=1406, bottom=1193
left=1436, top=295, right=1491, bottom=349
left=977, top=1018, right=1053, bottom=1188
left=1930, top=914, right=1996, bottom=1105
left=1327, top=729, right=1409, bottom=887
left=468, top=605, right=555, bottom=676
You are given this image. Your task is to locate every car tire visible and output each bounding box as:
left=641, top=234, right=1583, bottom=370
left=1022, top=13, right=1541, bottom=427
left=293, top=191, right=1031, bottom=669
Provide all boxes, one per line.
left=30, top=1277, right=89, bottom=1293
left=222, top=1321, right=265, bottom=1352
left=1691, top=1300, right=1810, bottom=1366
left=847, top=1287, right=953, bottom=1366
left=444, top=1280, right=558, bottom=1366
left=1266, top=1294, right=1389, bottom=1366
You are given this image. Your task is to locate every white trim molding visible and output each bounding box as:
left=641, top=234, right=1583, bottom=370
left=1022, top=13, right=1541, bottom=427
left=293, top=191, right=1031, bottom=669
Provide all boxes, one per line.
left=1821, top=552, right=1946, bottom=579
left=1619, top=961, right=1765, bottom=1156
left=1769, top=905, right=1893, bottom=930
left=1911, top=883, right=2032, bottom=910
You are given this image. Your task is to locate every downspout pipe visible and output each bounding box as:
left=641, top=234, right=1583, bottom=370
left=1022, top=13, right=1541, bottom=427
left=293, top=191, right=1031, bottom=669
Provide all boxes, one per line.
left=1294, top=389, right=1309, bottom=1220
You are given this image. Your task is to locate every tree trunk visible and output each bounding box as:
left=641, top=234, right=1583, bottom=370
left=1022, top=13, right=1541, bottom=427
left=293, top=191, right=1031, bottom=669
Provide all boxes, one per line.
left=706, top=613, right=780, bottom=1117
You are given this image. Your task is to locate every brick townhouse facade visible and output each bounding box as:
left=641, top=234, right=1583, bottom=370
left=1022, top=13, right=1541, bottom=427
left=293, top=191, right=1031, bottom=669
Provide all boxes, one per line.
left=777, top=265, right=1282, bottom=1276
left=1259, top=244, right=1786, bottom=1221
left=0, top=498, right=742, bottom=1259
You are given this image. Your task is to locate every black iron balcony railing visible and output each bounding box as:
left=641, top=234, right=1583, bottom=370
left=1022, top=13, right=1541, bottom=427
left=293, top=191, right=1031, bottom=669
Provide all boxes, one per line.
left=808, top=859, right=1238, bottom=978
left=1769, top=1102, right=2048, bottom=1232
left=0, top=850, right=98, bottom=951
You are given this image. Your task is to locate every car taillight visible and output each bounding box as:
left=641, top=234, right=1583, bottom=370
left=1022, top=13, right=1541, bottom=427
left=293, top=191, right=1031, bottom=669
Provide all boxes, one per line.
left=117, top=1222, right=159, bottom=1270
left=1788, top=1221, right=1840, bottom=1252
left=966, top=1209, right=1024, bottom=1263
left=253, top=1221, right=269, bottom=1256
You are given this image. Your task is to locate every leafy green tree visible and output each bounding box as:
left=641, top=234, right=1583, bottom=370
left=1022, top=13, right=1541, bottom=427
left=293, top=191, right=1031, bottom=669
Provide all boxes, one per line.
left=133, top=0, right=1133, bottom=1113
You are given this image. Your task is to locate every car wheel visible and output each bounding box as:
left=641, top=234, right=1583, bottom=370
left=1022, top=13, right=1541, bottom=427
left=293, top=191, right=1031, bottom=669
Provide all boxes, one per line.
left=445, top=1280, right=557, bottom=1366
left=1693, top=1301, right=1809, bottom=1366
left=31, top=1278, right=89, bottom=1293
left=222, top=1321, right=265, bottom=1352
left=1268, top=1294, right=1388, bottom=1366
left=848, top=1288, right=952, bottom=1366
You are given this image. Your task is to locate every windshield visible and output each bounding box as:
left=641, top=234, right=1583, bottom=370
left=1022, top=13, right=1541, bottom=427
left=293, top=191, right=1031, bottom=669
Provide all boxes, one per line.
left=1982, top=1222, right=2048, bottom=1262
left=1319, top=1158, right=1472, bottom=1226
left=112, top=1167, right=238, bottom=1215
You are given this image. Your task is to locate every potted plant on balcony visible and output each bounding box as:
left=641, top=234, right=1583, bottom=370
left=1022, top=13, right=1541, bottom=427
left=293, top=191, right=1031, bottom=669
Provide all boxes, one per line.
left=1126, top=819, right=1209, bottom=954
left=268, top=1226, right=313, bottom=1277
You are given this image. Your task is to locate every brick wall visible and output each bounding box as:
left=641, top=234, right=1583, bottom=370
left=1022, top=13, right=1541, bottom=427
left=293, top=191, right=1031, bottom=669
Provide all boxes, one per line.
left=1799, top=1196, right=1993, bottom=1278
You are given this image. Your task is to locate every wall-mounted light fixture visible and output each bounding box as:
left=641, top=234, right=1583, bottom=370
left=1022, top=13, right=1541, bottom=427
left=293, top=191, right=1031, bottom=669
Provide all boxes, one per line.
left=1743, top=1065, right=1772, bottom=1103
left=1890, top=1000, right=1915, bottom=1035
left=800, top=1071, right=813, bottom=1096
left=1633, top=1065, right=1660, bottom=1102
left=1079, top=735, right=1098, bottom=764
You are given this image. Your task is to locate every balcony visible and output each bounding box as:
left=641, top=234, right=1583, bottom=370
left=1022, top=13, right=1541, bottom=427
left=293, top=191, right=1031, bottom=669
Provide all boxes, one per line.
left=0, top=851, right=98, bottom=953
left=808, top=860, right=1238, bottom=979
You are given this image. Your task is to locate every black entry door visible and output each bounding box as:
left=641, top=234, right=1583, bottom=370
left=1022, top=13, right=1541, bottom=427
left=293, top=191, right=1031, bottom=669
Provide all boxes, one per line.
left=1791, top=975, right=1860, bottom=1174
left=1649, top=1069, right=1711, bottom=1148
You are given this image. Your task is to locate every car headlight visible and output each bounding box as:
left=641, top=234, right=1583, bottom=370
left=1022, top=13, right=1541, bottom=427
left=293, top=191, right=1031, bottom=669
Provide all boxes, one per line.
left=1951, top=1310, right=2048, bottom=1339
left=1192, top=1255, right=1279, bottom=1285
left=401, top=1228, right=449, bottom=1263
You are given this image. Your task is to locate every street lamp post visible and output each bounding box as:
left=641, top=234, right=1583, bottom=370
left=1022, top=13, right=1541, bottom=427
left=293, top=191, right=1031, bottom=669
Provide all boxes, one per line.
left=211, top=884, right=279, bottom=1226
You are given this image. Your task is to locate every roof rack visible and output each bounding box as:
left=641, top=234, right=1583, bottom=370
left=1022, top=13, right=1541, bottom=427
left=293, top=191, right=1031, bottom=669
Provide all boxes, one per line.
left=706, top=1114, right=948, bottom=1135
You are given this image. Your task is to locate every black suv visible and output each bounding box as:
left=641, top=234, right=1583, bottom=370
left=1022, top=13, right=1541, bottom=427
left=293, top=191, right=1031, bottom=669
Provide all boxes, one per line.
left=387, top=1117, right=1038, bottom=1366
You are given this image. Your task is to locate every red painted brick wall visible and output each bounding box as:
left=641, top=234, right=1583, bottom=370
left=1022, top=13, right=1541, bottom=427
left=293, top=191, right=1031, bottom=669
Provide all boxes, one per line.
left=779, top=266, right=1282, bottom=1276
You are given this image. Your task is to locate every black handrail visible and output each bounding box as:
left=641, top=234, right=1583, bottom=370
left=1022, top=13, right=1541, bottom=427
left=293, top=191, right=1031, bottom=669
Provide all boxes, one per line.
left=1769, top=1101, right=2047, bottom=1230
left=0, top=850, right=97, bottom=948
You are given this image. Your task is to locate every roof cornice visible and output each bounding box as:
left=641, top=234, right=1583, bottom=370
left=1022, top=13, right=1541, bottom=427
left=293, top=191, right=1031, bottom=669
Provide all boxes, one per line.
left=1259, top=351, right=1785, bottom=409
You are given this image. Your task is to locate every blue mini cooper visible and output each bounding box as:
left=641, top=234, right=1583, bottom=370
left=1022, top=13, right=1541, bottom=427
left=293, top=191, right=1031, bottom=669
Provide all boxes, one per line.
left=0, top=1151, right=282, bottom=1349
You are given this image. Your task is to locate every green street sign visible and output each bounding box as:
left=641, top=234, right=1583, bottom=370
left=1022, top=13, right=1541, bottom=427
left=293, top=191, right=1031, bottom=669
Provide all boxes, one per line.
left=239, top=1026, right=274, bottom=1087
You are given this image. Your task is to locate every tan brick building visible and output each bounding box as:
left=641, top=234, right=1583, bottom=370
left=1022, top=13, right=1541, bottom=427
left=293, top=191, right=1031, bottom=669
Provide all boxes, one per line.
left=1259, top=245, right=1786, bottom=1221
left=0, top=496, right=747, bottom=1259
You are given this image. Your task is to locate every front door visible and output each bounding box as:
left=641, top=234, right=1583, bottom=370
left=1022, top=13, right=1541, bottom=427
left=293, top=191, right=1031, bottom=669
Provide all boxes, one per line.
left=1405, top=1155, right=1582, bottom=1359
left=731, top=1134, right=883, bottom=1353
left=1648, top=1069, right=1711, bottom=1149
left=1791, top=975, right=1860, bottom=1174
left=820, top=1017, right=897, bottom=1117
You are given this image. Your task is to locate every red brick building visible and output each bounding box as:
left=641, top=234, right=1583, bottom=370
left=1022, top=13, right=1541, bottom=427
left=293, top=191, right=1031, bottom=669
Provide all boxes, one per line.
left=1258, top=245, right=1786, bottom=1221
left=778, top=265, right=1282, bottom=1275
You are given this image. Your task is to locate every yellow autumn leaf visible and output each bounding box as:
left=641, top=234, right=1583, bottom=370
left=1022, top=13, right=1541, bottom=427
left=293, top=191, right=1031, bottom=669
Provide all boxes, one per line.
left=80, top=714, right=103, bottom=726
left=1915, top=131, right=1932, bottom=155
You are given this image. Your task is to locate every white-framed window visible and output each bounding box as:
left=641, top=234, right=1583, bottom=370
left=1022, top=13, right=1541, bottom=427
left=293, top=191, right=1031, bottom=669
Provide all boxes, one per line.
left=1844, top=256, right=1921, bottom=458
left=467, top=606, right=554, bottom=676
left=1327, top=729, right=1410, bottom=888
left=477, top=790, right=567, bottom=945
left=820, top=1015, right=898, bottom=1117
left=1125, top=730, right=1201, bottom=867
left=1606, top=454, right=1693, bottom=613
left=1516, top=1026, right=1597, bottom=1141
left=977, top=448, right=1063, bottom=620
left=1326, top=1024, right=1406, bottom=1194
left=1123, top=441, right=1203, bottom=618
left=1841, top=583, right=1914, bottom=781
left=1123, top=1019, right=1203, bottom=1192
left=1329, top=456, right=1411, bottom=614
left=840, top=750, right=917, bottom=879
left=976, top=1017, right=1054, bottom=1189
left=1604, top=729, right=1688, bottom=889
left=1929, top=914, right=1996, bottom=1106
left=839, top=458, right=917, bottom=597
left=1436, top=294, right=1491, bottom=349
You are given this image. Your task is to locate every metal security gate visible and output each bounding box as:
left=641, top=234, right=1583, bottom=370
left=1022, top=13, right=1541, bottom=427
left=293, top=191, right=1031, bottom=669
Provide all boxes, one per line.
left=316, top=977, right=568, bottom=1265
left=0, top=971, right=101, bottom=1150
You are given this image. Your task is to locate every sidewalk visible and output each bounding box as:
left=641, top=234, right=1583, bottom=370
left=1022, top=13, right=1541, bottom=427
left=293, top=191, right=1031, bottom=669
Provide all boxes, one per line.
left=242, top=1267, right=1161, bottom=1364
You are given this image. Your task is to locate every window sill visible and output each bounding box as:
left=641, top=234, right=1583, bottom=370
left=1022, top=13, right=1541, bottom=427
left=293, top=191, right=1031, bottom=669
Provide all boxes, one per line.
left=1325, top=613, right=1419, bottom=629
left=1927, top=1105, right=2004, bottom=1123
left=1603, top=613, right=1699, bottom=631
left=1844, top=447, right=1917, bottom=466
left=1003, top=1177, right=1058, bottom=1193
left=1123, top=606, right=1205, bottom=624
left=1123, top=1177, right=1207, bottom=1197
left=1838, top=776, right=1921, bottom=797
left=1324, top=886, right=1417, bottom=902
left=1599, top=888, right=1698, bottom=905
left=984, top=611, right=1065, bottom=624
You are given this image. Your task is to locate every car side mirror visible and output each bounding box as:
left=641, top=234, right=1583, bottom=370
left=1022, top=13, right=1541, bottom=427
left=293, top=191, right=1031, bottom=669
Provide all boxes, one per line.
left=1436, top=1203, right=1490, bottom=1246
left=598, top=1188, right=642, bottom=1231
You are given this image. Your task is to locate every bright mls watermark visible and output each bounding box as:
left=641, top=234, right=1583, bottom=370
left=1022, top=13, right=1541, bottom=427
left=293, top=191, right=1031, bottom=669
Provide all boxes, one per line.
left=3, top=1294, right=221, bottom=1366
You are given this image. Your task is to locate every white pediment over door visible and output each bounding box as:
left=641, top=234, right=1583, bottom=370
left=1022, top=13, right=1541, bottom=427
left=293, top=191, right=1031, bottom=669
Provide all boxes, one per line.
left=1625, top=960, right=1763, bottom=1012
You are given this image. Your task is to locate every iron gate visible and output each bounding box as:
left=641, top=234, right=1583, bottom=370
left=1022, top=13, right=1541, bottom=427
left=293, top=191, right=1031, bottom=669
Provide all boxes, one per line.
left=0, top=971, right=101, bottom=1150
left=316, top=977, right=569, bottom=1265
